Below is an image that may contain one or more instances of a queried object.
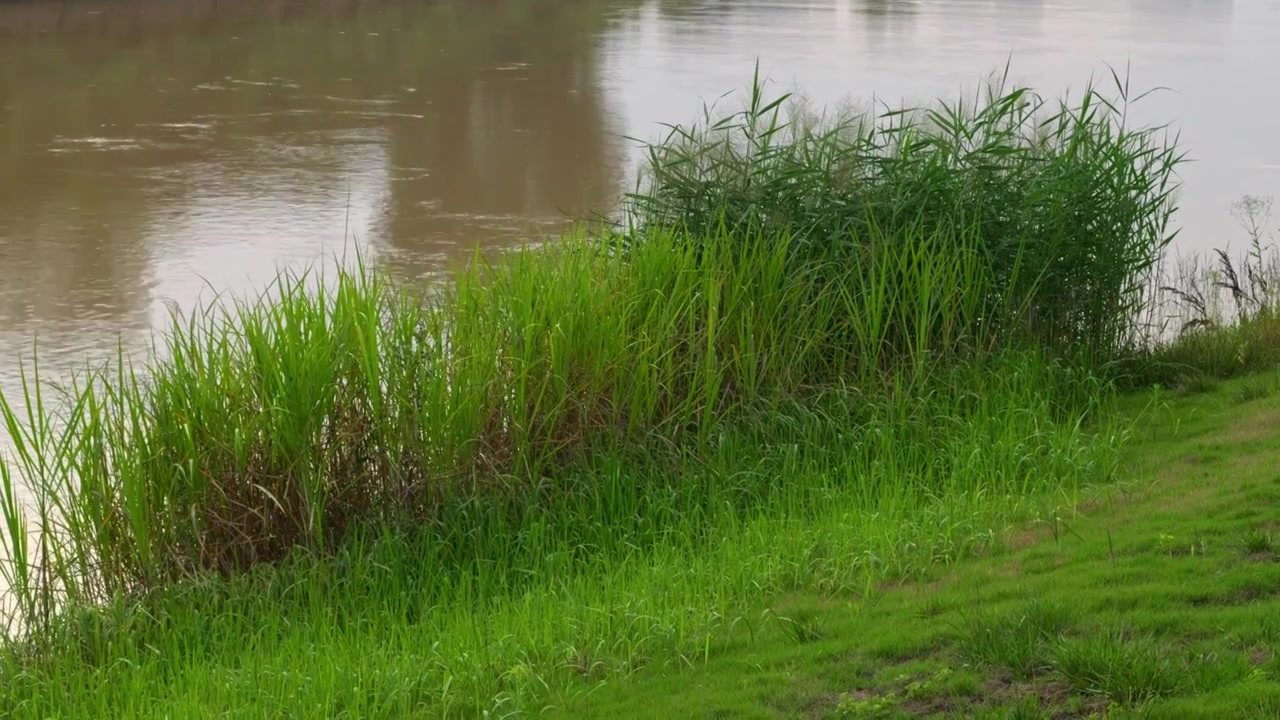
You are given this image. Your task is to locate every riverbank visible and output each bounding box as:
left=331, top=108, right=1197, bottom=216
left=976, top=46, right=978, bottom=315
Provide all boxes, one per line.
left=1, top=75, right=1274, bottom=717
left=5, top=361, right=1280, bottom=717
left=0, top=236, right=1131, bottom=716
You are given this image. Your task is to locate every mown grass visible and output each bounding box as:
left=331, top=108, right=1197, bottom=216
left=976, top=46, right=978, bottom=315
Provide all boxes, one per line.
left=548, top=373, right=1280, bottom=719
left=0, top=68, right=1265, bottom=718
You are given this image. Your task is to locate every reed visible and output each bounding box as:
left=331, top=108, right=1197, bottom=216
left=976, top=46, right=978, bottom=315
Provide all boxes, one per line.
left=625, top=65, right=1183, bottom=365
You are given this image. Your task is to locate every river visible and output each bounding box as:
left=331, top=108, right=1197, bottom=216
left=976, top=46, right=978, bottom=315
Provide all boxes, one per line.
left=0, top=0, right=1277, bottom=393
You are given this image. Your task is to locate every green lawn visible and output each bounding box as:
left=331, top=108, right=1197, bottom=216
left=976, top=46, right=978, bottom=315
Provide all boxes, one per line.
left=551, top=373, right=1280, bottom=719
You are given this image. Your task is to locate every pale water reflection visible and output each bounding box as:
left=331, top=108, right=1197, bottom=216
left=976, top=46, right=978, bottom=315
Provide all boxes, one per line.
left=0, top=0, right=1277, bottom=399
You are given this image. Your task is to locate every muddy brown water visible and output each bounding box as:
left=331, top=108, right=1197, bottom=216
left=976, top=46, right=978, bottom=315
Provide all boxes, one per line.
left=0, top=0, right=1277, bottom=490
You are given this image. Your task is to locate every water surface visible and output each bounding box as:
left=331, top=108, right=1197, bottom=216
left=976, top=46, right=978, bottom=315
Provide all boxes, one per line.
left=1, top=0, right=1277, bottom=387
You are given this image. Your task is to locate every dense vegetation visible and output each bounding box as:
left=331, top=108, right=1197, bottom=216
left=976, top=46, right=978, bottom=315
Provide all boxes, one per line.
left=627, top=68, right=1181, bottom=364
left=0, top=71, right=1273, bottom=717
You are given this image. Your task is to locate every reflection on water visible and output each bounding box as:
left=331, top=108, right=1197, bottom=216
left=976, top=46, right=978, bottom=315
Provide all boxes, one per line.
left=0, top=0, right=626, bottom=391
left=0, top=0, right=1278, bottom=394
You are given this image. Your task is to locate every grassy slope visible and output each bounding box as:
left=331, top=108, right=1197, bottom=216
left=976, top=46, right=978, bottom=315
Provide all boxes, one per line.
left=0, top=74, right=1244, bottom=718
left=552, top=372, right=1280, bottom=719
left=1, top=366, right=1118, bottom=719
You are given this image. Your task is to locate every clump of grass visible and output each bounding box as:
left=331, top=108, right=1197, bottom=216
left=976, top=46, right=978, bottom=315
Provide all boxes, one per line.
left=999, top=697, right=1053, bottom=720
left=1050, top=632, right=1182, bottom=705
left=1173, top=371, right=1221, bottom=395
left=772, top=608, right=830, bottom=645
left=1241, top=529, right=1275, bottom=557
left=626, top=64, right=1183, bottom=368
left=1236, top=381, right=1273, bottom=404
left=959, top=599, right=1076, bottom=678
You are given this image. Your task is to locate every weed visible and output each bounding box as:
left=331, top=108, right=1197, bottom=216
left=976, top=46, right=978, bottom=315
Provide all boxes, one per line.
left=902, top=667, right=953, bottom=699
left=1258, top=616, right=1280, bottom=645
left=1051, top=632, right=1182, bottom=705
left=1005, top=696, right=1051, bottom=720
left=835, top=690, right=899, bottom=719
left=959, top=599, right=1075, bottom=678
left=945, top=670, right=981, bottom=698
left=1178, top=371, right=1221, bottom=394
left=1241, top=529, right=1275, bottom=556
left=1236, top=382, right=1272, bottom=404
left=774, top=609, right=829, bottom=645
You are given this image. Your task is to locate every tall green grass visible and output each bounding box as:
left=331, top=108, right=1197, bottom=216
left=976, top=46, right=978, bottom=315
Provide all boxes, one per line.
left=0, top=348, right=1125, bottom=716
left=0, top=70, right=1190, bottom=715
left=1, top=220, right=1071, bottom=630
left=625, top=66, right=1183, bottom=365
